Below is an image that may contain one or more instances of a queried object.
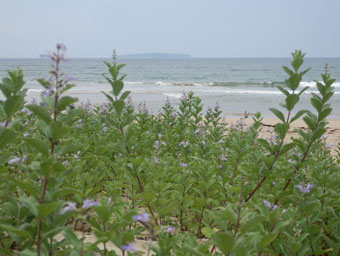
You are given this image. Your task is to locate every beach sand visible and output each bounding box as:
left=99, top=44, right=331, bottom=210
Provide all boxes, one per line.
left=225, top=117, right=340, bottom=151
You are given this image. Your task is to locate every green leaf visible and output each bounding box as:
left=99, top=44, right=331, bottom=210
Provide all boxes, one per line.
left=311, top=127, right=326, bottom=142
left=0, top=248, right=11, bottom=256
left=4, top=95, right=24, bottom=119
left=220, top=205, right=237, bottom=225
left=64, top=228, right=81, bottom=250
left=257, top=139, right=273, bottom=153
left=279, top=143, right=295, bottom=156
left=37, top=78, right=52, bottom=88
left=57, top=96, right=78, bottom=112
left=0, top=80, right=12, bottom=98
left=37, top=202, right=60, bottom=218
left=0, top=127, right=15, bottom=148
left=27, top=104, right=52, bottom=124
left=282, top=66, right=293, bottom=76
left=269, top=108, right=285, bottom=123
left=20, top=197, right=39, bottom=216
left=240, top=216, right=265, bottom=234
left=0, top=224, right=31, bottom=238
left=50, top=121, right=69, bottom=142
left=113, top=80, right=124, bottom=96
left=0, top=151, right=12, bottom=164
left=297, top=86, right=309, bottom=96
left=290, top=109, right=307, bottom=123
left=113, top=100, right=125, bottom=116
left=50, top=188, right=83, bottom=200
left=201, top=227, right=215, bottom=238
left=96, top=206, right=111, bottom=223
left=120, top=91, right=131, bottom=101
left=311, top=98, right=322, bottom=112
left=277, top=86, right=289, bottom=97
left=54, top=144, right=79, bottom=155
left=287, top=73, right=302, bottom=91
left=318, top=108, right=332, bottom=122
left=285, top=94, right=299, bottom=111
left=101, top=91, right=114, bottom=103
left=303, top=115, right=316, bottom=130
left=9, top=178, right=38, bottom=196
left=25, top=138, right=49, bottom=158
left=211, top=232, right=235, bottom=254
left=259, top=233, right=278, bottom=249
left=274, top=123, right=289, bottom=140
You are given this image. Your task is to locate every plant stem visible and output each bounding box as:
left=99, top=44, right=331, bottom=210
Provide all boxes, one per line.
left=234, top=176, right=245, bottom=238
left=245, top=111, right=291, bottom=203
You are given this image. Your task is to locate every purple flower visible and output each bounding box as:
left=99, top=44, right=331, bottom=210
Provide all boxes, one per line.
left=8, top=157, right=20, bottom=165
left=56, top=42, right=67, bottom=51
left=179, top=141, right=189, bottom=147
left=21, top=107, right=32, bottom=115
left=62, top=160, right=69, bottom=166
left=60, top=202, right=77, bottom=214
left=295, top=183, right=314, bottom=193
left=166, top=226, right=176, bottom=233
left=65, top=74, right=77, bottom=82
left=158, top=133, right=162, bottom=138
left=102, top=127, right=107, bottom=133
left=180, top=163, right=188, bottom=168
left=180, top=93, right=188, bottom=101
left=74, top=151, right=81, bottom=159
left=326, top=143, right=334, bottom=148
left=263, top=200, right=277, bottom=210
left=40, top=51, right=53, bottom=58
left=263, top=200, right=271, bottom=208
left=132, top=213, right=149, bottom=222
left=153, top=140, right=160, bottom=149
left=221, top=154, right=227, bottom=161
left=41, top=87, right=54, bottom=97
left=214, top=102, right=221, bottom=111
left=24, top=132, right=29, bottom=137
left=23, top=155, right=28, bottom=161
left=82, top=199, right=99, bottom=209
left=121, top=243, right=136, bottom=252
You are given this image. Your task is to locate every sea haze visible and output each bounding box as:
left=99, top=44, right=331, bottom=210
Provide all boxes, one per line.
left=0, top=58, right=340, bottom=117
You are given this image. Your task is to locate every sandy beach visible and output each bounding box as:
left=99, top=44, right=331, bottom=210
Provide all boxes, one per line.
left=225, top=117, right=340, bottom=150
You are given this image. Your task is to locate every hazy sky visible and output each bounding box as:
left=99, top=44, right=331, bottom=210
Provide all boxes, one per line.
left=1, top=0, right=340, bottom=58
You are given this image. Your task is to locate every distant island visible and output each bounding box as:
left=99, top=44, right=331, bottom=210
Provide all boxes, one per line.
left=118, top=53, right=191, bottom=59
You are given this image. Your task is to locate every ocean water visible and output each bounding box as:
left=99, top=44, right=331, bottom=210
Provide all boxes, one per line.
left=0, top=58, right=340, bottom=117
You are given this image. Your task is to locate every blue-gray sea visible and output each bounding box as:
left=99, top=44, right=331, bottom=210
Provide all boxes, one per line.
left=1, top=58, right=340, bottom=117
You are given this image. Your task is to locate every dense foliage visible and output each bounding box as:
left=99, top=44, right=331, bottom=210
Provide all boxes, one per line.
left=0, top=45, right=339, bottom=256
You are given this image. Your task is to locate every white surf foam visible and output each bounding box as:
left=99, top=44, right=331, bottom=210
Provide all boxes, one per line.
left=163, top=93, right=183, bottom=99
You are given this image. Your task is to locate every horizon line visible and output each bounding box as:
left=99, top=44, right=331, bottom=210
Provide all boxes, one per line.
left=1, top=56, right=340, bottom=59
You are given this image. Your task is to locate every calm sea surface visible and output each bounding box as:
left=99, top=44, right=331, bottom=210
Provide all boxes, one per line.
left=1, top=58, right=340, bottom=117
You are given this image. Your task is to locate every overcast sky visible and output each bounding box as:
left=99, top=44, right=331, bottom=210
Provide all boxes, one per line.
left=1, top=0, right=340, bottom=58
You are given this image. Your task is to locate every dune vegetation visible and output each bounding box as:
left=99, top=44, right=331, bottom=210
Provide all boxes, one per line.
left=0, top=44, right=339, bottom=255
